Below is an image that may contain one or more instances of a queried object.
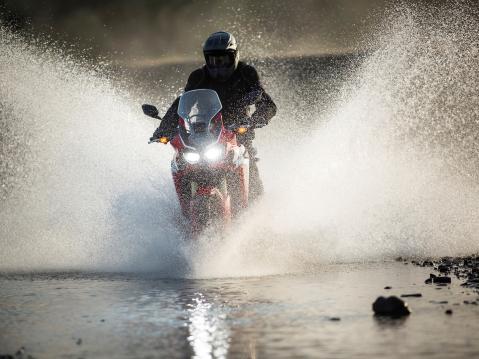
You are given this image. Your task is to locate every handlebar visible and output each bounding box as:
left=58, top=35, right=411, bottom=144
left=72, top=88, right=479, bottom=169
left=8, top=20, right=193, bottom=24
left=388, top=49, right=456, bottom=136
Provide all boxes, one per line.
left=228, top=120, right=266, bottom=133
left=149, top=121, right=266, bottom=143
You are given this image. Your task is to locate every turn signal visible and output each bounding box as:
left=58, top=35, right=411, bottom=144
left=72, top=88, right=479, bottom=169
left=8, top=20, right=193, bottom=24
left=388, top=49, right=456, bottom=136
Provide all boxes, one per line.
left=236, top=127, right=248, bottom=135
left=159, top=136, right=169, bottom=144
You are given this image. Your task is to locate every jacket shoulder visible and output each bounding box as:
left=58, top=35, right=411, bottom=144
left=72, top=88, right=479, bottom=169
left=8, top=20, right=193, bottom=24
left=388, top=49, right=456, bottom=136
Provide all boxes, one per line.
left=238, top=62, right=260, bottom=84
left=185, top=66, right=206, bottom=90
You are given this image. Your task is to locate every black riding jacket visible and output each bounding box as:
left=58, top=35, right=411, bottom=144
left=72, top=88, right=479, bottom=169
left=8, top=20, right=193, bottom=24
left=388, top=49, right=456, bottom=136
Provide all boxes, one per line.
left=155, top=62, right=277, bottom=139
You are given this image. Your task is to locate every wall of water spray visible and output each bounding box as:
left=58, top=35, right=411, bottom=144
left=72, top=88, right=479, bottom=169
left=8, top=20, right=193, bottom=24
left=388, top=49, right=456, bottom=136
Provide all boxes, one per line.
left=0, top=1, right=478, bottom=276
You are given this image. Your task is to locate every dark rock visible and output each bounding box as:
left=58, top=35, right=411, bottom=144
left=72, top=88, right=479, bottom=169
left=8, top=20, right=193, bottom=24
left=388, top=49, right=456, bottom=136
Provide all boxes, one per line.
left=76, top=338, right=82, bottom=345
left=432, top=277, right=451, bottom=284
left=438, top=264, right=451, bottom=273
left=373, top=296, right=411, bottom=317
left=0, top=355, right=14, bottom=359
left=400, top=293, right=422, bottom=298
left=384, top=286, right=392, bottom=290
left=329, top=317, right=341, bottom=321
left=425, top=274, right=451, bottom=284
left=434, top=276, right=452, bottom=284
left=441, top=256, right=453, bottom=264
left=445, top=309, right=453, bottom=315
left=100, top=319, right=105, bottom=322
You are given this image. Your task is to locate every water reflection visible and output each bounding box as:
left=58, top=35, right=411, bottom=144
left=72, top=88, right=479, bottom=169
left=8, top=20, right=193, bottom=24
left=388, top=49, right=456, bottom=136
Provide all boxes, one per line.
left=186, top=292, right=231, bottom=359
left=373, top=315, right=409, bottom=328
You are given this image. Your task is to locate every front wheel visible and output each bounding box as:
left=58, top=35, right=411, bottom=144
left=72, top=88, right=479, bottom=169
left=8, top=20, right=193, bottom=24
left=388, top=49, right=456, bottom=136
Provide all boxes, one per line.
left=189, top=180, right=230, bottom=237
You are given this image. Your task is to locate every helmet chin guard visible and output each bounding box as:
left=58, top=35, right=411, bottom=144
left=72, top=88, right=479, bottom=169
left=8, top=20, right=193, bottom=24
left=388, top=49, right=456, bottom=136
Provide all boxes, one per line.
left=203, top=31, right=239, bottom=81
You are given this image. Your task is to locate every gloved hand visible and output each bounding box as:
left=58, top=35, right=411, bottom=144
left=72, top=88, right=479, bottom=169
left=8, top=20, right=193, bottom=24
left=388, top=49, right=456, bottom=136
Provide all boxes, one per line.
left=238, top=117, right=251, bottom=128
left=227, top=118, right=250, bottom=132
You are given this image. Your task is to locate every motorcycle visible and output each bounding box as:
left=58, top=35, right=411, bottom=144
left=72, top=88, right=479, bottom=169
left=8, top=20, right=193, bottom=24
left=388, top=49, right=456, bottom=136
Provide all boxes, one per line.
left=143, top=89, right=251, bottom=237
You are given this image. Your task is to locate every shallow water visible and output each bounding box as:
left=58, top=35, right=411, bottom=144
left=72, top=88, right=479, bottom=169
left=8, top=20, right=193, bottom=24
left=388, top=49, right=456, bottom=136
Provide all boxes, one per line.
left=1, top=262, right=479, bottom=358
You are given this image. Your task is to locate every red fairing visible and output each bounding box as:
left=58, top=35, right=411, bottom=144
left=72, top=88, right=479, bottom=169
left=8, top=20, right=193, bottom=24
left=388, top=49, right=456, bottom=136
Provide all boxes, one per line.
left=170, top=117, right=185, bottom=150
left=166, top=110, right=249, bottom=237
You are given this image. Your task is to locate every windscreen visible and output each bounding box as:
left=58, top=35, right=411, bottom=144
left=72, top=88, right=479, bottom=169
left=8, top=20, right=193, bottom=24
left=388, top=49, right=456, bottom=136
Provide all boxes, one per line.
left=178, top=89, right=222, bottom=147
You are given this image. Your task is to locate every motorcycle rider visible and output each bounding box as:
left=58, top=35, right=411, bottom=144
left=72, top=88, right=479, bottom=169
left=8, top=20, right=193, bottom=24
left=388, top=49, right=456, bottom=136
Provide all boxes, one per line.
left=151, top=31, right=277, bottom=201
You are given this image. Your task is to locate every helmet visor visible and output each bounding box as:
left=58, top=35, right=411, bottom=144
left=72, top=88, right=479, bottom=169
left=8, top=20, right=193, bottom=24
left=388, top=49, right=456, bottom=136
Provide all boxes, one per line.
left=206, top=53, right=235, bottom=68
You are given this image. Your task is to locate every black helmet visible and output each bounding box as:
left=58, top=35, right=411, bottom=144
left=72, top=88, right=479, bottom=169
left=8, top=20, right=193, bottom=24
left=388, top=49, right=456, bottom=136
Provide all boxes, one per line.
left=203, top=31, right=239, bottom=82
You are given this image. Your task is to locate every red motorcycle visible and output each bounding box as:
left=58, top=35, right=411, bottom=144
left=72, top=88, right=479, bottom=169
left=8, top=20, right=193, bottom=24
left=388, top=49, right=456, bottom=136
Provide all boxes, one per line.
left=143, top=89, right=250, bottom=236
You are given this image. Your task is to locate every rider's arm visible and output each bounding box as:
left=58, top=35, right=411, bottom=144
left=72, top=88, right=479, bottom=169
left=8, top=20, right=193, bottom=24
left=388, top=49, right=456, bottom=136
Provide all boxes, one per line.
left=152, top=97, right=180, bottom=138
left=240, top=64, right=277, bottom=127
left=251, top=90, right=277, bottom=127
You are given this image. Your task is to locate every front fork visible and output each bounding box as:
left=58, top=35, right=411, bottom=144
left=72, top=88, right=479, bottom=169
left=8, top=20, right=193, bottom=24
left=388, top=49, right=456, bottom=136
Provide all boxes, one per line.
left=171, top=150, right=249, bottom=221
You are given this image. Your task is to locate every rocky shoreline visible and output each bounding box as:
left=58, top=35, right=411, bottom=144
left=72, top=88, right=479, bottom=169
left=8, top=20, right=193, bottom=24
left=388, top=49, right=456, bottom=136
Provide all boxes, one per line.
left=372, top=255, right=479, bottom=317
left=407, top=254, right=479, bottom=291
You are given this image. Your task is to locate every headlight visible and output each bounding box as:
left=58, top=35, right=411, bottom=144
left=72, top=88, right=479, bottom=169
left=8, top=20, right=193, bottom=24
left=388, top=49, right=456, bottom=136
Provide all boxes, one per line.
left=183, top=151, right=200, bottom=164
left=204, top=146, right=224, bottom=162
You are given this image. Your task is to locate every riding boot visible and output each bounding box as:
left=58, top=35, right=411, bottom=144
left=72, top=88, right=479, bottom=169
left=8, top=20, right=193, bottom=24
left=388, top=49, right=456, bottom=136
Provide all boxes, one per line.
left=242, top=141, right=264, bottom=201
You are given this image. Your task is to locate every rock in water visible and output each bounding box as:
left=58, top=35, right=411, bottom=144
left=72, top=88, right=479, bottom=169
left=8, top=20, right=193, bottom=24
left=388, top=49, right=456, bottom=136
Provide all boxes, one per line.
left=438, top=264, right=451, bottom=273
left=434, top=276, right=452, bottom=284
left=373, top=296, right=411, bottom=317
left=425, top=274, right=451, bottom=284
left=400, top=293, right=422, bottom=297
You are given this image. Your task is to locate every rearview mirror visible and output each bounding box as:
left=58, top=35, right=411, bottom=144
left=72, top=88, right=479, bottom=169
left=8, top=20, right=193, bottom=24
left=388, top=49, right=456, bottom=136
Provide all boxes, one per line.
left=142, top=104, right=161, bottom=120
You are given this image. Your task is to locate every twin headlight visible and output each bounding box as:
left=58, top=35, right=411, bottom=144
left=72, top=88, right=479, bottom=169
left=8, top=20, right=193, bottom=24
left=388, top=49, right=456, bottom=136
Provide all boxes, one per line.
left=183, top=146, right=224, bottom=164
left=183, top=152, right=201, bottom=163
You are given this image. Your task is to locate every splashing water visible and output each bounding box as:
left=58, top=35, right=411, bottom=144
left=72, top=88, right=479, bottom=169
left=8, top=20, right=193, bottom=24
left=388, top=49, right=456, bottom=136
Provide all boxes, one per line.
left=0, top=29, right=183, bottom=273
left=1, top=2, right=478, bottom=277
left=189, top=2, right=479, bottom=277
